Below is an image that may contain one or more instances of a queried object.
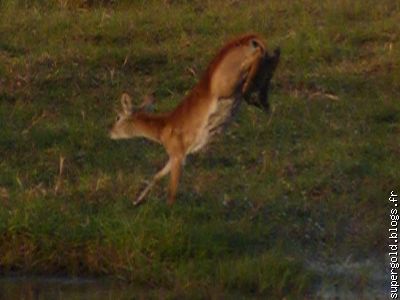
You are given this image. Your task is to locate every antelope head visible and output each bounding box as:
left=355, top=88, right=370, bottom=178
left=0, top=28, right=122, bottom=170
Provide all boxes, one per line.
left=109, top=92, right=156, bottom=140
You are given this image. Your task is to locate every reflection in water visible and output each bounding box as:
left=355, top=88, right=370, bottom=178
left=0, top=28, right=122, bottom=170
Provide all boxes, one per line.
left=0, top=260, right=388, bottom=300
left=0, top=276, right=142, bottom=300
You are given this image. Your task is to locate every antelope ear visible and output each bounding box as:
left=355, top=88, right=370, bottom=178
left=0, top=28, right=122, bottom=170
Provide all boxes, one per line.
left=120, top=92, right=133, bottom=114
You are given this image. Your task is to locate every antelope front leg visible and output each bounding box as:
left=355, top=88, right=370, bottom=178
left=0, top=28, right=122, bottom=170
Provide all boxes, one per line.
left=167, top=156, right=183, bottom=206
left=134, top=160, right=171, bottom=206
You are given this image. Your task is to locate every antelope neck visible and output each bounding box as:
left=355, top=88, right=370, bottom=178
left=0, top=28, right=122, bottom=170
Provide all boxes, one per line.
left=134, top=113, right=166, bottom=143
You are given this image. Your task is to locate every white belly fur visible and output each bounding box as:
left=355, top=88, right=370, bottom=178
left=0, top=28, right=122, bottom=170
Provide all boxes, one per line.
left=188, top=95, right=241, bottom=154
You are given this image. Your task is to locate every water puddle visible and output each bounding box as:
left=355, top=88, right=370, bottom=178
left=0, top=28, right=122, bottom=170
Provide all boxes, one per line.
left=0, top=258, right=388, bottom=299
left=309, top=258, right=388, bottom=299
left=0, top=276, right=140, bottom=300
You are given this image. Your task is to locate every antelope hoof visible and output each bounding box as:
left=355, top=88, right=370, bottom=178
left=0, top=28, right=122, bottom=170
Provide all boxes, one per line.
left=133, top=197, right=145, bottom=206
left=133, top=190, right=148, bottom=206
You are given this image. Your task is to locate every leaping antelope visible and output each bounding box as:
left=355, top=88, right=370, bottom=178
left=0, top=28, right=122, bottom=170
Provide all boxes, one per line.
left=109, top=34, right=280, bottom=205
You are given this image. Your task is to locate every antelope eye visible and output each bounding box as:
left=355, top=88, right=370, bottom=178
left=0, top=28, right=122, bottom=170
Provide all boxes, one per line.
left=115, top=115, right=121, bottom=121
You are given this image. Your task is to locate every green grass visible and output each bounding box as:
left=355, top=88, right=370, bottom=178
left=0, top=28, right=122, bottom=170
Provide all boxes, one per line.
left=0, top=0, right=399, bottom=297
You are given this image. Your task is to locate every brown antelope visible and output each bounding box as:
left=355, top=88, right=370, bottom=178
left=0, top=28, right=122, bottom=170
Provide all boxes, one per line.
left=109, top=34, right=280, bottom=205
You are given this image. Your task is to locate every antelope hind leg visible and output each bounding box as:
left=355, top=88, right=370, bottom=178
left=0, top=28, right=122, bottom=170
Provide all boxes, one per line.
left=167, top=156, right=183, bottom=206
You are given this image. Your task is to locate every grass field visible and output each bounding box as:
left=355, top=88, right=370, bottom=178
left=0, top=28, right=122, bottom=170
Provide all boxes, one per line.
left=0, top=0, right=399, bottom=298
